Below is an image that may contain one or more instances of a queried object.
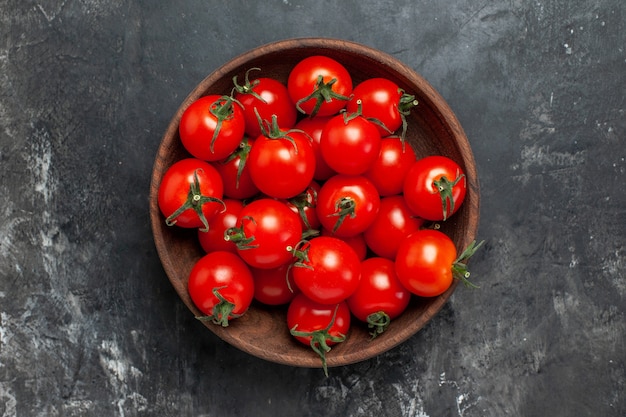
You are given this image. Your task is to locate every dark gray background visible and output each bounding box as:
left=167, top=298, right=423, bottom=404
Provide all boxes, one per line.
left=1, top=0, right=624, bottom=416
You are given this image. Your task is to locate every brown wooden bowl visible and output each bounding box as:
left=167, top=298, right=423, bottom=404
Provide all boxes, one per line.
left=149, top=38, right=480, bottom=369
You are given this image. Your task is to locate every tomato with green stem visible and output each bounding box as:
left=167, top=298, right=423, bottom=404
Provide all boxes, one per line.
left=395, top=229, right=483, bottom=297
left=197, top=198, right=243, bottom=254
left=188, top=251, right=254, bottom=327
left=179, top=94, right=246, bottom=161
left=157, top=158, right=225, bottom=231
left=214, top=136, right=260, bottom=200
left=347, top=257, right=411, bottom=338
left=287, top=294, right=351, bottom=376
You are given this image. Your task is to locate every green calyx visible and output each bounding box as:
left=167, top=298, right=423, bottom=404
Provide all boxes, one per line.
left=397, top=89, right=419, bottom=145
left=255, top=109, right=311, bottom=154
left=451, top=240, right=485, bottom=288
left=328, top=197, right=357, bottom=234
left=433, top=172, right=465, bottom=221
left=295, top=75, right=352, bottom=118
left=288, top=186, right=318, bottom=231
left=290, top=305, right=346, bottom=377
left=223, top=216, right=258, bottom=250
left=208, top=95, right=243, bottom=153
left=165, top=169, right=225, bottom=232
left=366, top=311, right=391, bottom=339
left=222, top=136, right=252, bottom=189
left=232, top=67, right=267, bottom=103
left=195, top=286, right=242, bottom=327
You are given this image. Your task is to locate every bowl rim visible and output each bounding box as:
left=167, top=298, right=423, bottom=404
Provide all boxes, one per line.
left=149, top=37, right=480, bottom=368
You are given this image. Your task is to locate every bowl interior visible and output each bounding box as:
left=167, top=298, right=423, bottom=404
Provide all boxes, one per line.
left=150, top=38, right=480, bottom=368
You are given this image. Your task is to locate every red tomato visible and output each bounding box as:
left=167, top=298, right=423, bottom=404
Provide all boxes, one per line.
left=188, top=251, right=254, bottom=327
left=295, top=116, right=337, bottom=181
left=214, top=137, right=260, bottom=200
left=403, top=156, right=467, bottom=221
left=363, top=196, right=425, bottom=260
left=320, top=110, right=382, bottom=175
left=316, top=175, right=380, bottom=237
left=346, top=78, right=418, bottom=138
left=287, top=294, right=351, bottom=375
left=347, top=257, right=411, bottom=337
left=248, top=130, right=316, bottom=199
left=225, top=198, right=302, bottom=269
left=364, top=137, right=416, bottom=196
left=179, top=95, right=246, bottom=161
left=284, top=180, right=321, bottom=233
left=287, top=55, right=353, bottom=117
left=321, top=228, right=368, bottom=261
left=250, top=263, right=298, bottom=306
left=291, top=236, right=361, bottom=305
left=157, top=158, right=224, bottom=230
left=233, top=69, right=297, bottom=139
left=197, top=198, right=243, bottom=254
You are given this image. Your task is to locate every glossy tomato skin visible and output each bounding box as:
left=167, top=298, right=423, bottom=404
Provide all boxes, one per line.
left=287, top=294, right=351, bottom=348
left=179, top=95, right=245, bottom=161
left=316, top=175, right=380, bottom=238
left=187, top=251, right=254, bottom=325
left=320, top=114, right=382, bottom=175
left=214, top=137, right=260, bottom=200
left=229, top=198, right=302, bottom=269
left=197, top=198, right=243, bottom=254
left=321, top=228, right=368, bottom=261
left=364, top=137, right=416, bottom=196
left=248, top=131, right=316, bottom=199
left=403, top=156, right=467, bottom=221
left=157, top=158, right=224, bottom=229
left=250, top=263, right=298, bottom=306
left=346, top=78, right=404, bottom=136
left=363, top=195, right=425, bottom=260
left=395, top=229, right=458, bottom=297
left=287, top=55, right=353, bottom=117
left=347, top=257, right=411, bottom=322
left=234, top=76, right=297, bottom=139
left=295, top=116, right=336, bottom=181
left=292, top=236, right=361, bottom=305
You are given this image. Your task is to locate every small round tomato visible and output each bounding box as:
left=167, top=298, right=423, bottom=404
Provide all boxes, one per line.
left=248, top=129, right=316, bottom=199
left=320, top=110, right=382, bottom=175
left=250, top=263, right=298, bottom=306
left=188, top=251, right=254, bottom=327
left=346, top=78, right=418, bottom=138
left=225, top=198, right=302, bottom=269
left=287, top=55, right=353, bottom=117
left=363, top=195, right=425, bottom=260
left=403, top=156, right=467, bottom=221
left=364, top=137, right=416, bottom=196
left=295, top=116, right=336, bottom=181
left=291, top=236, right=361, bottom=305
left=316, top=175, right=380, bottom=237
left=157, top=158, right=224, bottom=230
left=214, top=137, right=260, bottom=200
left=197, top=198, right=243, bottom=254
left=179, top=95, right=246, bottom=161
left=395, top=229, right=483, bottom=297
left=233, top=69, right=297, bottom=139
left=347, top=257, right=411, bottom=338
left=287, top=293, right=351, bottom=375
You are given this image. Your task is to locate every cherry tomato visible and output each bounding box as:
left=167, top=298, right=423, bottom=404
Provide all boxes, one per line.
left=403, top=156, right=467, bottom=221
left=179, top=95, right=245, bottom=161
left=316, top=175, right=380, bottom=237
left=291, top=236, right=361, bottom=305
left=157, top=158, right=224, bottom=230
left=214, top=137, right=260, bottom=200
left=320, top=109, right=382, bottom=175
left=346, top=78, right=418, bottom=139
left=233, top=69, right=297, bottom=139
left=250, top=263, right=299, bottom=306
left=363, top=195, right=425, bottom=260
left=347, top=257, right=411, bottom=338
left=287, top=55, right=353, bottom=117
left=188, top=251, right=254, bottom=327
left=395, top=229, right=484, bottom=298
left=197, top=198, right=243, bottom=254
left=284, top=181, right=321, bottom=233
left=295, top=116, right=337, bottom=181
left=225, top=198, right=302, bottom=269
left=248, top=129, right=316, bottom=199
left=287, top=293, right=351, bottom=375
left=364, top=137, right=416, bottom=196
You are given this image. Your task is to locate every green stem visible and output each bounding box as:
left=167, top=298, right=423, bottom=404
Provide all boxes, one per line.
left=295, top=75, right=352, bottom=118
left=433, top=172, right=465, bottom=221
left=451, top=240, right=485, bottom=288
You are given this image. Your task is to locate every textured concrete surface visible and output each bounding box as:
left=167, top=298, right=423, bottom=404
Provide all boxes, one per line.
left=1, top=0, right=624, bottom=416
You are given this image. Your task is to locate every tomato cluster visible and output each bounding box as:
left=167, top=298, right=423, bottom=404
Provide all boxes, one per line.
left=158, top=55, right=482, bottom=375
